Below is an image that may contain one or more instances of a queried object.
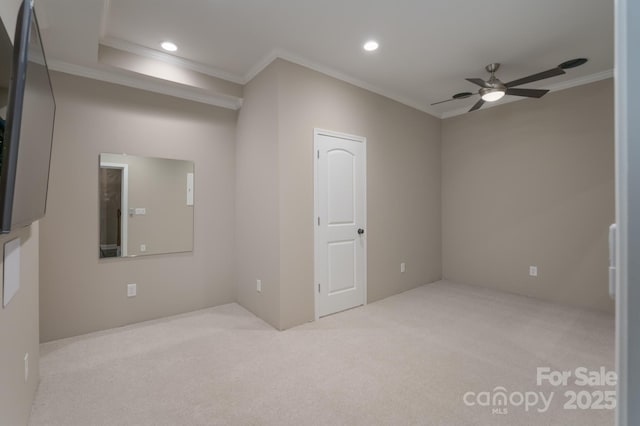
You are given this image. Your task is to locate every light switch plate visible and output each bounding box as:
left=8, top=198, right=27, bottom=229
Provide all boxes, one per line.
left=140, top=244, right=146, bottom=252
left=529, top=266, right=538, bottom=277
left=127, top=283, right=137, bottom=297
left=187, top=173, right=194, bottom=206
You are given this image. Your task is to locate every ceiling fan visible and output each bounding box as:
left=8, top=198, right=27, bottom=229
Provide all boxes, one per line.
left=432, top=58, right=588, bottom=112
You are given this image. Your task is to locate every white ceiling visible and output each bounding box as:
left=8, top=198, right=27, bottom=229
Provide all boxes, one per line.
left=37, top=0, right=613, bottom=117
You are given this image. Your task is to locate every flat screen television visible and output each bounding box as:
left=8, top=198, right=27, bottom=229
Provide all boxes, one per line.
left=0, top=0, right=55, bottom=233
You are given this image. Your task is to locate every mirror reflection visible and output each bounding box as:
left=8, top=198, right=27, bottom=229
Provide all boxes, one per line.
left=99, top=153, right=194, bottom=258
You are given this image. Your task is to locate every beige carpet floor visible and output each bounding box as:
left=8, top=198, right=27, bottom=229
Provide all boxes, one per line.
left=29, top=281, right=615, bottom=426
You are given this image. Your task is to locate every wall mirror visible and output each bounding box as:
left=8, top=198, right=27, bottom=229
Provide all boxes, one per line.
left=99, top=153, right=194, bottom=259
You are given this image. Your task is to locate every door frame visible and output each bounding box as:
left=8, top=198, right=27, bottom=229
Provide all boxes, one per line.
left=99, top=161, right=129, bottom=257
left=615, top=0, right=639, bottom=423
left=313, top=128, right=367, bottom=320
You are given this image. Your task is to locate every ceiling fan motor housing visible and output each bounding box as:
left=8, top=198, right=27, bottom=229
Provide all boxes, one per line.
left=485, top=63, right=501, bottom=73
left=481, top=81, right=506, bottom=91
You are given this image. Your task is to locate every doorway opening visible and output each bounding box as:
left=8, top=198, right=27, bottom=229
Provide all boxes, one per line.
left=99, top=162, right=128, bottom=258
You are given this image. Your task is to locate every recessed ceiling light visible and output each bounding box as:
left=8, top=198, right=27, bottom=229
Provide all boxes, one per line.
left=161, top=41, right=178, bottom=52
left=363, top=40, right=379, bottom=52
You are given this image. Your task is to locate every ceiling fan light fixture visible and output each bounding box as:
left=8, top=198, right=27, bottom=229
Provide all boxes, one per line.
left=480, top=87, right=506, bottom=102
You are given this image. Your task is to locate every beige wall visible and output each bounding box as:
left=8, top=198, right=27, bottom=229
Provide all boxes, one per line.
left=39, top=58, right=613, bottom=342
left=0, top=224, right=40, bottom=426
left=0, top=5, right=40, bottom=426
left=39, top=72, right=237, bottom=341
left=442, top=79, right=615, bottom=312
left=235, top=59, right=442, bottom=329
left=235, top=62, right=281, bottom=328
left=276, top=60, right=442, bottom=328
left=0, top=0, right=20, bottom=43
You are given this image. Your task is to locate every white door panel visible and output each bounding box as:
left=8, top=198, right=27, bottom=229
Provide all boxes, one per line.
left=327, top=150, right=356, bottom=225
left=315, top=129, right=366, bottom=318
left=328, top=240, right=356, bottom=294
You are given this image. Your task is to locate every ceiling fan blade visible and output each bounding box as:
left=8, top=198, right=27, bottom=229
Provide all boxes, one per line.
left=430, top=92, right=475, bottom=106
left=466, top=78, right=490, bottom=88
left=431, top=99, right=455, bottom=106
left=506, top=88, right=550, bottom=98
left=505, top=67, right=565, bottom=88
left=431, top=98, right=458, bottom=106
left=469, top=99, right=485, bottom=112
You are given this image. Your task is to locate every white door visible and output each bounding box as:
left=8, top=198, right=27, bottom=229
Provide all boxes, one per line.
left=314, top=129, right=366, bottom=318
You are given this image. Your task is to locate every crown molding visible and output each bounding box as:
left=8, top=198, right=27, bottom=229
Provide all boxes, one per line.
left=243, top=49, right=282, bottom=83
left=245, top=52, right=613, bottom=120
left=69, top=30, right=615, bottom=120
left=100, top=36, right=246, bottom=85
left=440, top=69, right=614, bottom=119
left=51, top=49, right=613, bottom=120
left=47, top=60, right=243, bottom=110
left=546, top=68, right=614, bottom=92
left=244, top=48, right=441, bottom=118
left=96, top=40, right=440, bottom=117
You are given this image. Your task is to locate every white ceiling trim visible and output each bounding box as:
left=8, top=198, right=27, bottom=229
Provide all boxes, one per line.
left=245, top=48, right=441, bottom=118
left=47, top=59, right=243, bottom=110
left=243, top=49, right=282, bottom=84
left=97, top=24, right=612, bottom=120
left=543, top=68, right=614, bottom=93
left=440, top=68, right=614, bottom=119
left=102, top=21, right=441, bottom=117
left=47, top=50, right=612, bottom=120
left=55, top=40, right=612, bottom=119
left=64, top=11, right=615, bottom=120
left=99, top=37, right=442, bottom=117
left=100, top=36, right=246, bottom=84
left=245, top=50, right=614, bottom=119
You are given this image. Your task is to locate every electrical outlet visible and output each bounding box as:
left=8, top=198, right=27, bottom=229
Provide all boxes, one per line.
left=400, top=262, right=406, bottom=273
left=127, top=283, right=137, bottom=297
left=256, top=279, right=262, bottom=293
left=24, top=353, right=28, bottom=383
left=529, top=266, right=538, bottom=277
left=140, top=244, right=146, bottom=252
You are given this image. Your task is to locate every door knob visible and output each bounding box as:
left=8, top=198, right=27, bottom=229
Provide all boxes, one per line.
left=357, top=228, right=365, bottom=235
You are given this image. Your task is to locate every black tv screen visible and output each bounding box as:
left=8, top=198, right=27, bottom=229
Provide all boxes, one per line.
left=0, top=0, right=55, bottom=233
